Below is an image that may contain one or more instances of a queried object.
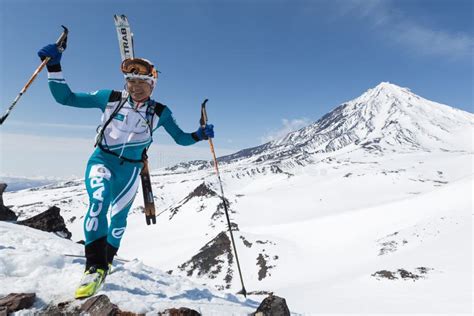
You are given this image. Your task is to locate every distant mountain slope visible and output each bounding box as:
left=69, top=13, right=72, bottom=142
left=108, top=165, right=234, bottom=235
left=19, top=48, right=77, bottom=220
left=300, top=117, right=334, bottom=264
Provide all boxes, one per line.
left=0, top=177, right=62, bottom=192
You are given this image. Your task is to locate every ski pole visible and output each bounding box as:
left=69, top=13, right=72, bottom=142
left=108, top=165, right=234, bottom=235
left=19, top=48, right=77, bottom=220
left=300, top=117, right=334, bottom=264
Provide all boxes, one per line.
left=200, top=99, right=247, bottom=298
left=0, top=25, right=68, bottom=125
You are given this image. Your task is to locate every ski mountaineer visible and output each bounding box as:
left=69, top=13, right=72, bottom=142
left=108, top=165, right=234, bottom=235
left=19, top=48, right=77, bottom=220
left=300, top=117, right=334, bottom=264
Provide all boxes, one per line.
left=37, top=42, right=214, bottom=299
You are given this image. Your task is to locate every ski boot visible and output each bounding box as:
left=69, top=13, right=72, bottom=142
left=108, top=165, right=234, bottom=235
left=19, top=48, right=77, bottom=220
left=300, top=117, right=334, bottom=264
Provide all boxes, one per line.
left=74, top=266, right=107, bottom=299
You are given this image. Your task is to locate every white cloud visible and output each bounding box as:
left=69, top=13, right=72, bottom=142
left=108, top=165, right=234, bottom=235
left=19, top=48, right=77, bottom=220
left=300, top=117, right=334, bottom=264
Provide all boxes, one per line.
left=260, top=118, right=311, bottom=144
left=338, top=0, right=473, bottom=59
left=393, top=22, right=474, bottom=59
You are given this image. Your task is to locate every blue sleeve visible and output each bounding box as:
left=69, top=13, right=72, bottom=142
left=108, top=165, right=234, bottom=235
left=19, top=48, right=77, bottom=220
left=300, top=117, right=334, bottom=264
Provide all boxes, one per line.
left=47, top=71, right=111, bottom=111
left=157, top=106, right=199, bottom=146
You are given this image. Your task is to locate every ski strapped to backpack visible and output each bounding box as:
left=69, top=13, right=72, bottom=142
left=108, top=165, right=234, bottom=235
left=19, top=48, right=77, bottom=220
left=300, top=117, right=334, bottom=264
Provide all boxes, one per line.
left=114, top=14, right=134, bottom=60
left=112, top=14, right=157, bottom=224
left=140, top=150, right=156, bottom=225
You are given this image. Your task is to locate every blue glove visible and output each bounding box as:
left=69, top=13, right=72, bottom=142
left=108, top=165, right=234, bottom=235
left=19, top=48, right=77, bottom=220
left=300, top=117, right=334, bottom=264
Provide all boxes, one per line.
left=196, top=124, right=214, bottom=140
left=37, top=44, right=63, bottom=66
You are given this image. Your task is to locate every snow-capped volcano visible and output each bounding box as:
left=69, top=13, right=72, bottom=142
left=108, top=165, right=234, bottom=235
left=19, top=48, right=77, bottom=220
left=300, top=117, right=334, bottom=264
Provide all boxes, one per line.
left=216, top=82, right=472, bottom=167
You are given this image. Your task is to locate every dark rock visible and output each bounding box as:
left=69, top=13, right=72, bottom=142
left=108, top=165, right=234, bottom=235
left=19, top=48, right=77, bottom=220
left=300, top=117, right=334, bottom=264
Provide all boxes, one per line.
left=416, top=266, right=433, bottom=274
left=372, top=268, right=433, bottom=281
left=247, top=290, right=273, bottom=295
left=40, top=300, right=78, bottom=315
left=253, top=293, right=290, bottom=316
left=80, top=294, right=120, bottom=316
left=398, top=269, right=421, bottom=280
left=159, top=307, right=201, bottom=316
left=0, top=183, right=17, bottom=221
left=240, top=236, right=253, bottom=248
left=372, top=270, right=398, bottom=280
left=257, top=253, right=274, bottom=281
left=17, top=206, right=72, bottom=239
left=0, top=293, right=36, bottom=314
left=42, top=295, right=144, bottom=315
left=178, top=231, right=234, bottom=289
left=170, top=183, right=218, bottom=219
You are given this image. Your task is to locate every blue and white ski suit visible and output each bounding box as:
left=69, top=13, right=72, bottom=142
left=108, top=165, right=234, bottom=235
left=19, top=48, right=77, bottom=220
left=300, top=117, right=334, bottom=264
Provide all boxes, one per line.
left=47, top=71, right=199, bottom=252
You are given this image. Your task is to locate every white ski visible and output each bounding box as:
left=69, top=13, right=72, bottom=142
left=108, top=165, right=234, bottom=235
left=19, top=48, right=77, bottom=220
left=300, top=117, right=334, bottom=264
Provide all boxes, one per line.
left=113, top=14, right=134, bottom=61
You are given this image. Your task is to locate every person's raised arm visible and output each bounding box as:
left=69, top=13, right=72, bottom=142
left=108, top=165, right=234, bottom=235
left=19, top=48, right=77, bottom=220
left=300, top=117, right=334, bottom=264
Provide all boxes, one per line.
left=38, top=43, right=111, bottom=111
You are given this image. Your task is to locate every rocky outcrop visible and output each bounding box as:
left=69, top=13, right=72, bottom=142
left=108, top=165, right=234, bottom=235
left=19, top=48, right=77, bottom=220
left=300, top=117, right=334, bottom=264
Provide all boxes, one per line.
left=178, top=231, right=234, bottom=290
left=169, top=182, right=218, bottom=220
left=17, top=206, right=72, bottom=239
left=0, top=293, right=36, bottom=315
left=0, top=292, right=202, bottom=316
left=0, top=183, right=17, bottom=221
left=42, top=294, right=144, bottom=315
left=372, top=267, right=434, bottom=281
left=252, top=293, right=290, bottom=316
left=79, top=295, right=121, bottom=315
left=159, top=307, right=201, bottom=316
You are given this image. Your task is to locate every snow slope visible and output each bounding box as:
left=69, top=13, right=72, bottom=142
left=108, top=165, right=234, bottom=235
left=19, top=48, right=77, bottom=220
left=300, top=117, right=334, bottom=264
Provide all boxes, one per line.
left=0, top=221, right=258, bottom=315
left=3, top=82, right=473, bottom=314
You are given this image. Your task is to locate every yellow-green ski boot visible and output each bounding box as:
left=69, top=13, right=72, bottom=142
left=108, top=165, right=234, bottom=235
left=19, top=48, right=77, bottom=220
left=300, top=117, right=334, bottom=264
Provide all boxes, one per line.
left=74, top=266, right=106, bottom=299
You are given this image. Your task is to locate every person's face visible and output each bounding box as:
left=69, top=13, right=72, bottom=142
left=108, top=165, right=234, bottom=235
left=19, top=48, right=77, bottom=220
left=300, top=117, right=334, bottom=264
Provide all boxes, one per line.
left=127, top=79, right=153, bottom=103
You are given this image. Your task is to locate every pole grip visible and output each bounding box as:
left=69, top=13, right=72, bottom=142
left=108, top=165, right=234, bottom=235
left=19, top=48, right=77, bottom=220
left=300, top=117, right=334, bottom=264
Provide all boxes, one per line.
left=200, top=99, right=208, bottom=128
left=56, top=25, right=69, bottom=51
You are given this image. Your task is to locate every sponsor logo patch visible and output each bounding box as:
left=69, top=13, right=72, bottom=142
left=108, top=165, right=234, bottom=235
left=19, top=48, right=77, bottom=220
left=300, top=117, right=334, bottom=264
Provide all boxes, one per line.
left=112, top=227, right=126, bottom=239
left=114, top=113, right=125, bottom=122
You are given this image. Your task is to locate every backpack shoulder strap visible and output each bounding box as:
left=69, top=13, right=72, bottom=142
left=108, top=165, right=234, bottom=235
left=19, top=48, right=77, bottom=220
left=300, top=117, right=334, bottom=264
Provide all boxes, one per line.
left=94, top=91, right=128, bottom=147
left=145, top=100, right=158, bottom=138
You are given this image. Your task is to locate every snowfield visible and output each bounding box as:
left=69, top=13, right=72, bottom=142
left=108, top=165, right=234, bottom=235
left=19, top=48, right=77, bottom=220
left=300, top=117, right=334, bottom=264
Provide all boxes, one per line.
left=2, top=82, right=473, bottom=314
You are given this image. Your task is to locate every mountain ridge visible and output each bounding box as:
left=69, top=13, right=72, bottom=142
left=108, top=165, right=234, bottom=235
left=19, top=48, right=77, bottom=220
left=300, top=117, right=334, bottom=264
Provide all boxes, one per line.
left=167, top=82, right=472, bottom=172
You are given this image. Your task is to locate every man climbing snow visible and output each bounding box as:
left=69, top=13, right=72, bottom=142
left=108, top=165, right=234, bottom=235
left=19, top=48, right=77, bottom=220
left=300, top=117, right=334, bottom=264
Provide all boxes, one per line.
left=37, top=42, right=214, bottom=299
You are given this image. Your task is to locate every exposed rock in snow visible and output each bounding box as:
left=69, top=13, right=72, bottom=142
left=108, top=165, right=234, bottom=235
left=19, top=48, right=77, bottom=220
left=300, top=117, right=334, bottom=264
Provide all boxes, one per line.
left=178, top=231, right=234, bottom=290
left=17, top=206, right=72, bottom=239
left=0, top=183, right=17, bottom=221
left=252, top=293, right=290, bottom=316
left=372, top=267, right=435, bottom=281
left=0, top=293, right=35, bottom=314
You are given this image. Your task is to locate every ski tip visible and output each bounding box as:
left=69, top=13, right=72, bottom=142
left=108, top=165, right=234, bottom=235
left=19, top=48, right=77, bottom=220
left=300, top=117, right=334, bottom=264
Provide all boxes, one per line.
left=113, top=14, right=128, bottom=22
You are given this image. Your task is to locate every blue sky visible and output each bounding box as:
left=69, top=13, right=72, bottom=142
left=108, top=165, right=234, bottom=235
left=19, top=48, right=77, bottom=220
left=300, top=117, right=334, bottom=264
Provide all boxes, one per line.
left=0, top=0, right=472, bottom=178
